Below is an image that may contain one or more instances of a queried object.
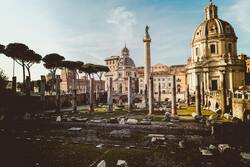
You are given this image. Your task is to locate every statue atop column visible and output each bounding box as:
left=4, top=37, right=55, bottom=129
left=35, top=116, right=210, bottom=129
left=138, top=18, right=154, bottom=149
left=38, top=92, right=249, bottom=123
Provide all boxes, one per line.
left=145, top=25, right=149, bottom=34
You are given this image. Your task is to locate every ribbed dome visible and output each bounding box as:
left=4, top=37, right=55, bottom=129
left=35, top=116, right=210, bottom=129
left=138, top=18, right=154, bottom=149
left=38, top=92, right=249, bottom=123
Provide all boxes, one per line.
left=117, top=45, right=135, bottom=68
left=117, top=56, right=135, bottom=68
left=192, top=19, right=237, bottom=43
left=192, top=2, right=237, bottom=43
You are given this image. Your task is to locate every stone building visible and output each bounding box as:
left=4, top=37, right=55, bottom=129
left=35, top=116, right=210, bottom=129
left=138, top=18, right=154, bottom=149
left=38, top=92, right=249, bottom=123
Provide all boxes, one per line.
left=246, top=57, right=250, bottom=73
left=104, top=45, right=137, bottom=95
left=138, top=65, right=186, bottom=102
left=246, top=57, right=250, bottom=85
left=60, top=68, right=105, bottom=94
left=186, top=1, right=245, bottom=112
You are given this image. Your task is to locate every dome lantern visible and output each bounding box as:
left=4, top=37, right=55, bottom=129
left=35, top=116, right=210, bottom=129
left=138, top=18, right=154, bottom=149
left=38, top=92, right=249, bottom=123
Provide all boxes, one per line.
left=122, top=44, right=129, bottom=57
left=205, top=0, right=218, bottom=20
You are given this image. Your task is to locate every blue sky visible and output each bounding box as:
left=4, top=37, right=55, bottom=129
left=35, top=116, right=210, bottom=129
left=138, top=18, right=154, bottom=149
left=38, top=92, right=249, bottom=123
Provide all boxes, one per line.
left=0, top=0, right=249, bottom=81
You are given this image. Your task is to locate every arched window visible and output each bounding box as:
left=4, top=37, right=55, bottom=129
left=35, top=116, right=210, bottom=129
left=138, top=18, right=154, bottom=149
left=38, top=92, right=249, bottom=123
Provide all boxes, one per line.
left=196, top=47, right=199, bottom=56
left=210, top=44, right=216, bottom=54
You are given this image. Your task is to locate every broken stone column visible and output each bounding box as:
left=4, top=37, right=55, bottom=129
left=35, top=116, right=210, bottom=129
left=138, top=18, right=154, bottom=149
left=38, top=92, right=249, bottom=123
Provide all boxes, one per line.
left=12, top=76, right=16, bottom=94
left=201, top=81, right=205, bottom=107
left=89, top=78, right=94, bottom=112
left=72, top=74, right=77, bottom=112
left=55, top=75, right=61, bottom=113
left=158, top=83, right=161, bottom=104
left=107, top=77, right=113, bottom=112
left=96, top=85, right=99, bottom=105
left=148, top=76, right=154, bottom=115
left=220, top=71, right=227, bottom=116
left=195, top=74, right=202, bottom=115
left=144, top=84, right=148, bottom=108
left=40, top=75, right=46, bottom=101
left=186, top=84, right=190, bottom=106
left=171, top=75, right=177, bottom=116
left=128, top=76, right=132, bottom=112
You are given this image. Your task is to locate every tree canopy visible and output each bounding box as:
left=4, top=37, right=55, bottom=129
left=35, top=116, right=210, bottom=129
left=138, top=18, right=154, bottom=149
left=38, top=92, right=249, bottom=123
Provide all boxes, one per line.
left=25, top=49, right=42, bottom=64
left=42, top=53, right=65, bottom=70
left=0, top=44, right=5, bottom=54
left=61, top=60, right=84, bottom=70
left=95, top=65, right=110, bottom=73
left=79, top=63, right=98, bottom=77
left=5, top=43, right=29, bottom=60
left=42, top=53, right=65, bottom=91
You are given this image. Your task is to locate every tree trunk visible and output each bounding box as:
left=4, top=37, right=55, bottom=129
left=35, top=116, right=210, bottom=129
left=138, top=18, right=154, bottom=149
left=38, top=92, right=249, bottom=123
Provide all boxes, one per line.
left=22, top=61, right=26, bottom=94
left=26, top=67, right=31, bottom=96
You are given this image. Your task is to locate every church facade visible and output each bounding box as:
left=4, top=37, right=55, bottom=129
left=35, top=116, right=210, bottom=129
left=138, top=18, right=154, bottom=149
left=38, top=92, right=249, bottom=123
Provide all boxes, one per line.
left=104, top=46, right=137, bottom=95
left=186, top=1, right=245, bottom=113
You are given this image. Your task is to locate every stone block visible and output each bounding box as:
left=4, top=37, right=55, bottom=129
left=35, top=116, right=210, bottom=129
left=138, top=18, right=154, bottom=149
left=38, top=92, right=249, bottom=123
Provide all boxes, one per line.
left=56, top=116, right=61, bottom=122
left=126, top=119, right=138, bottom=125
left=117, top=160, right=128, bottom=167
left=223, top=113, right=232, bottom=120
left=97, top=160, right=106, bottom=167
left=200, top=149, right=213, bottom=156
left=218, top=144, right=231, bottom=153
left=110, top=129, right=131, bottom=139
left=240, top=152, right=250, bottom=161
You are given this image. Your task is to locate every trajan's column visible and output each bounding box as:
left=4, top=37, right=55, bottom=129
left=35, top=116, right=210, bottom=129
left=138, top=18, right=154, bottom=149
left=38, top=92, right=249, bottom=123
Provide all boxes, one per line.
left=143, top=25, right=151, bottom=91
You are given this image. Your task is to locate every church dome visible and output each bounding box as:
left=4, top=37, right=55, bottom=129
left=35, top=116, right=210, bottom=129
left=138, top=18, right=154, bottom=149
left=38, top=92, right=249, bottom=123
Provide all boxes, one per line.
left=117, top=46, right=135, bottom=68
left=192, top=2, right=237, bottom=44
left=117, top=57, right=135, bottom=68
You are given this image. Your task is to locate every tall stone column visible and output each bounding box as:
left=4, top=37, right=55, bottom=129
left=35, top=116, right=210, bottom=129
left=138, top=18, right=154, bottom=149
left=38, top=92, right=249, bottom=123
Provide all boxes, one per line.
left=171, top=75, right=177, bottom=116
left=143, top=25, right=151, bottom=104
left=148, top=76, right=154, bottom=115
left=195, top=74, right=202, bottom=115
left=220, top=71, right=226, bottom=116
left=89, top=78, right=94, bottom=112
left=72, top=74, right=77, bottom=112
left=55, top=75, right=61, bottom=113
left=12, top=76, right=16, bottom=94
left=128, top=76, right=132, bottom=112
left=186, top=84, right=190, bottom=106
left=107, top=78, right=113, bottom=112
left=40, top=75, right=46, bottom=101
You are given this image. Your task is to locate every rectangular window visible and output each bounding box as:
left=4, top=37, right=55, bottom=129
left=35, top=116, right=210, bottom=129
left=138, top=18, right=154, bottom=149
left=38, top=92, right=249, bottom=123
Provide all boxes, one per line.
left=211, top=80, right=218, bottom=91
left=228, top=43, right=232, bottom=53
left=210, top=44, right=216, bottom=54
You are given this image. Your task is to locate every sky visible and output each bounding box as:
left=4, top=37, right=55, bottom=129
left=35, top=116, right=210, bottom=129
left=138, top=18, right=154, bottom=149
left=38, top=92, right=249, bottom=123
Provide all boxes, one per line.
left=0, top=0, right=250, bottom=81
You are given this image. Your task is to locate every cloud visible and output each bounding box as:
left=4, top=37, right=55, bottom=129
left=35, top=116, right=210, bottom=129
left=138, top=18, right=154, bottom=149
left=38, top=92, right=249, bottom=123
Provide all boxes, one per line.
left=107, top=6, right=137, bottom=40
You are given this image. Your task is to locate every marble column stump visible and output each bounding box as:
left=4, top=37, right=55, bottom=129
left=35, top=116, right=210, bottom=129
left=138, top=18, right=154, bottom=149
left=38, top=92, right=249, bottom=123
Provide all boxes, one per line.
left=171, top=75, right=177, bottom=116
left=148, top=76, right=154, bottom=115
